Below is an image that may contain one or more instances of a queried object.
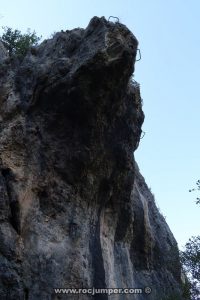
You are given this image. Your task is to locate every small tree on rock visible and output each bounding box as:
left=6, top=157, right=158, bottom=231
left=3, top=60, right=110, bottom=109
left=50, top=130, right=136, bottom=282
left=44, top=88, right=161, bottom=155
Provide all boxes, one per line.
left=0, top=27, right=41, bottom=58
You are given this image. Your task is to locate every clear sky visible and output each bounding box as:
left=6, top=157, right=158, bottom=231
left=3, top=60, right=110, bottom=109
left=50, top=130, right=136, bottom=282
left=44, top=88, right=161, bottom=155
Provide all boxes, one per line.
left=1, top=0, right=199, bottom=248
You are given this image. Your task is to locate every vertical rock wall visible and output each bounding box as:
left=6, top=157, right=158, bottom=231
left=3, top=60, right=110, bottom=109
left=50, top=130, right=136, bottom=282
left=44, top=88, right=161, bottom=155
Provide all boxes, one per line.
left=0, top=17, right=183, bottom=300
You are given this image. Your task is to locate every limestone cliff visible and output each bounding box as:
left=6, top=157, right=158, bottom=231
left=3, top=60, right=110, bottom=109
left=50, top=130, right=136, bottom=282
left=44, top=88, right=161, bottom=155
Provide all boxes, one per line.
left=0, top=17, right=184, bottom=299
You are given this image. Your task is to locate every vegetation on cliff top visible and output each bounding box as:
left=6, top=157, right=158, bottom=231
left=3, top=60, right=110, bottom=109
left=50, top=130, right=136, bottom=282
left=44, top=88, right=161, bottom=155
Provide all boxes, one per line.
left=0, top=26, right=41, bottom=58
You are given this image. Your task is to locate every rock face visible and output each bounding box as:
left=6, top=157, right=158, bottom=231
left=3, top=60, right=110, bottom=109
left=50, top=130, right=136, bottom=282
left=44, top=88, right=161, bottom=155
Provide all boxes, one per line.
left=0, top=17, right=183, bottom=299
left=0, top=41, right=8, bottom=62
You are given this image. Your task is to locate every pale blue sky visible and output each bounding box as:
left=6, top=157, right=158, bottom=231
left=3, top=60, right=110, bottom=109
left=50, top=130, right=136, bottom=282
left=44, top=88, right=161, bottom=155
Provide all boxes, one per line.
left=1, top=0, right=200, bottom=248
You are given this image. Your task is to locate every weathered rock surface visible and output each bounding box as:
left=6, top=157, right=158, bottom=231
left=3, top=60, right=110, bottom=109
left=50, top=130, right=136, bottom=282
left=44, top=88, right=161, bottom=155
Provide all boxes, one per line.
left=0, top=41, right=8, bottom=62
left=0, top=17, right=183, bottom=299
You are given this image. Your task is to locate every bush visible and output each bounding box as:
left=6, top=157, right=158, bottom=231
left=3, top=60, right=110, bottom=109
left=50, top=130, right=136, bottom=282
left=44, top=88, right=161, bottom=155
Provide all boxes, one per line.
left=0, top=27, right=41, bottom=58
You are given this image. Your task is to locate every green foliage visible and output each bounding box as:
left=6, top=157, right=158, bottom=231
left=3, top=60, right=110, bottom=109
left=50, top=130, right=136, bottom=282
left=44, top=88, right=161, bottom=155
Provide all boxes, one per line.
left=189, top=180, right=200, bottom=205
left=180, top=236, right=200, bottom=299
left=0, top=27, right=41, bottom=58
left=182, top=276, right=193, bottom=300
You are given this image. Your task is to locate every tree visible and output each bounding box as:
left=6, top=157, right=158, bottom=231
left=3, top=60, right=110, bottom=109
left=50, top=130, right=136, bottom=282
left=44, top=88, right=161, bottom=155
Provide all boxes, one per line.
left=189, top=180, right=200, bottom=205
left=180, top=236, right=200, bottom=299
left=0, top=27, right=41, bottom=58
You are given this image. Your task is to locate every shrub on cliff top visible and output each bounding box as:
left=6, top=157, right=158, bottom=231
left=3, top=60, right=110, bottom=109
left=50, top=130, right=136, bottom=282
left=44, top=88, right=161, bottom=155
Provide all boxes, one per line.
left=0, top=27, right=41, bottom=58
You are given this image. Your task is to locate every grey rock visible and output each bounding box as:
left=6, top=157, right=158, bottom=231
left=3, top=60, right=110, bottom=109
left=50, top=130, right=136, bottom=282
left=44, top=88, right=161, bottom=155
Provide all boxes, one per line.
left=0, top=41, right=8, bottom=62
left=0, top=17, right=184, bottom=299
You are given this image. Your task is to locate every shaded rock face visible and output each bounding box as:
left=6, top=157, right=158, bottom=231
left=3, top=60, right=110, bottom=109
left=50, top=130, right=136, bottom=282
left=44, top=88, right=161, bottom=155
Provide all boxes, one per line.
left=0, top=41, right=8, bottom=62
left=0, top=17, right=183, bottom=300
